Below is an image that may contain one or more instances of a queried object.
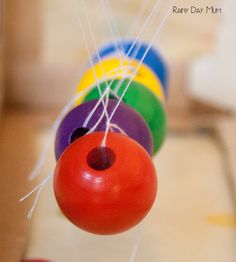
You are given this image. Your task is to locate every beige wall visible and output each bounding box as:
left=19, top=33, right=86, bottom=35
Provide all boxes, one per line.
left=5, top=0, right=41, bottom=106
left=4, top=0, right=220, bottom=109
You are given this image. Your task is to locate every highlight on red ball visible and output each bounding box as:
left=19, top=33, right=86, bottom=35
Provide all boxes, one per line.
left=54, top=131, right=158, bottom=235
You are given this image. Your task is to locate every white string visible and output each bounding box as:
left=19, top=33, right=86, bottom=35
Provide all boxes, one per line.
left=99, top=0, right=164, bottom=146
left=107, top=0, right=150, bottom=95
left=128, top=225, right=144, bottom=262
left=28, top=67, right=130, bottom=181
left=85, top=89, right=110, bottom=134
left=79, top=0, right=135, bottom=128
left=129, top=239, right=140, bottom=262
left=80, top=0, right=163, bottom=128
left=81, top=0, right=155, bottom=130
left=83, top=87, right=109, bottom=128
left=29, top=0, right=118, bottom=181
left=129, top=0, right=149, bottom=36
left=109, top=123, right=127, bottom=136
left=113, top=0, right=164, bottom=94
left=23, top=93, right=110, bottom=218
left=86, top=0, right=156, bottom=105
left=101, top=0, right=174, bottom=147
left=101, top=0, right=136, bottom=95
left=82, top=68, right=135, bottom=128
left=100, top=0, right=126, bottom=69
left=110, top=1, right=173, bottom=120
left=79, top=0, right=129, bottom=128
left=28, top=86, right=96, bottom=181
left=21, top=172, right=53, bottom=219
left=80, top=0, right=136, bottom=131
left=124, top=0, right=164, bottom=59
left=78, top=0, right=109, bottom=122
left=82, top=0, right=165, bottom=132
left=24, top=91, right=109, bottom=216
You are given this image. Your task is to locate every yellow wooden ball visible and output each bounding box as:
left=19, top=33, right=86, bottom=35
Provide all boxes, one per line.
left=76, top=57, right=165, bottom=104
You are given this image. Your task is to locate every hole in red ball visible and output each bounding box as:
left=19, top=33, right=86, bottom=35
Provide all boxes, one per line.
left=70, top=127, right=90, bottom=143
left=87, top=146, right=116, bottom=171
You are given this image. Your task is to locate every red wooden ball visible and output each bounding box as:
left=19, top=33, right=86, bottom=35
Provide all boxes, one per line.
left=54, top=132, right=157, bottom=235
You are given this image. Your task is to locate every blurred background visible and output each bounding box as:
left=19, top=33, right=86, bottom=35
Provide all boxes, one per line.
left=0, top=0, right=235, bottom=261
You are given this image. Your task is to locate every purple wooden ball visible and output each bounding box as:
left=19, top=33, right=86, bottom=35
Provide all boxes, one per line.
left=55, top=99, right=153, bottom=160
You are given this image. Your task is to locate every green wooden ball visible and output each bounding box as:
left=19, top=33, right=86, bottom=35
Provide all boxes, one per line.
left=83, top=79, right=167, bottom=154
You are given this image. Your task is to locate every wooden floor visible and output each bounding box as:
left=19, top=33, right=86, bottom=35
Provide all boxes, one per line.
left=1, top=110, right=234, bottom=262
left=0, top=109, right=55, bottom=262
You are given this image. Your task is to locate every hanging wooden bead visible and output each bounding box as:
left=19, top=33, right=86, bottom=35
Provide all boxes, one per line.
left=92, top=40, right=168, bottom=95
left=76, top=57, right=164, bottom=104
left=83, top=79, right=167, bottom=154
left=55, top=99, right=153, bottom=159
left=54, top=132, right=157, bottom=235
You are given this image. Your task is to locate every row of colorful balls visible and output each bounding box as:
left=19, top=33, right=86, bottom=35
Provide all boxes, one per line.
left=53, top=39, right=168, bottom=235
left=56, top=39, right=168, bottom=158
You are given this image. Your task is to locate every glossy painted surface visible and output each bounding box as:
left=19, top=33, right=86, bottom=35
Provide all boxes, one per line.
left=76, top=57, right=164, bottom=104
left=55, top=99, right=153, bottom=159
left=83, top=79, right=167, bottom=154
left=92, top=39, right=168, bottom=95
left=54, top=132, right=157, bottom=235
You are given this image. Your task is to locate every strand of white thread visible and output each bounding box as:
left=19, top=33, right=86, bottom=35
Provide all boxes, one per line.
left=85, top=0, right=162, bottom=123
left=81, top=0, right=157, bottom=128
left=129, top=0, right=149, bottom=36
left=113, top=0, right=164, bottom=94
left=23, top=87, right=110, bottom=215
left=125, top=0, right=164, bottom=59
left=128, top=225, right=144, bottom=262
left=70, top=0, right=136, bottom=143
left=28, top=74, right=115, bottom=182
left=22, top=84, right=110, bottom=217
left=75, top=0, right=123, bottom=139
left=20, top=172, right=53, bottom=218
left=28, top=86, right=97, bottom=181
left=102, top=0, right=174, bottom=146
left=86, top=88, right=110, bottom=134
left=78, top=15, right=110, bottom=129
left=84, top=0, right=163, bottom=128
left=22, top=91, right=111, bottom=218
left=80, top=0, right=149, bottom=128
left=79, top=0, right=110, bottom=122
left=101, top=0, right=134, bottom=95
left=98, top=0, right=158, bottom=94
left=100, top=0, right=126, bottom=69
left=28, top=67, right=130, bottom=181
left=79, top=0, right=122, bottom=127
left=28, top=0, right=122, bottom=181
left=112, top=0, right=169, bottom=116
left=109, top=123, right=127, bottom=136
left=80, top=0, right=130, bottom=128
left=100, top=0, right=164, bottom=146
left=109, top=0, right=174, bottom=122
left=82, top=70, right=132, bottom=128
left=83, top=0, right=156, bottom=126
